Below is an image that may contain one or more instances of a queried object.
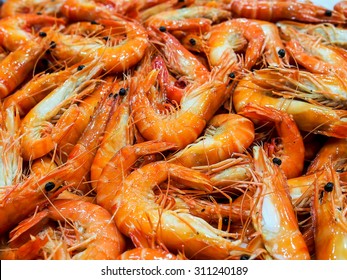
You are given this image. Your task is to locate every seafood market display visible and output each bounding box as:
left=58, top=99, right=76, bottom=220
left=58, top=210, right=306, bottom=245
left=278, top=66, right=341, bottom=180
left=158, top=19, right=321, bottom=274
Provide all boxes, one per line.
left=1, top=0, right=347, bottom=260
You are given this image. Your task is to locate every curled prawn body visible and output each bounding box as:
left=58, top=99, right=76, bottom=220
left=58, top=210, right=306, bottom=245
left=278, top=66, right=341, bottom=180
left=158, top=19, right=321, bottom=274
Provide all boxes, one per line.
left=233, top=71, right=347, bottom=138
left=168, top=113, right=255, bottom=168
left=229, top=0, right=346, bottom=24
left=281, top=27, right=347, bottom=80
left=151, top=29, right=210, bottom=87
left=96, top=141, right=177, bottom=212
left=0, top=14, right=65, bottom=52
left=312, top=165, right=347, bottom=260
left=3, top=68, right=73, bottom=117
left=252, top=146, right=310, bottom=260
left=239, top=103, right=305, bottom=179
left=9, top=199, right=125, bottom=260
left=19, top=60, right=103, bottom=161
left=1, top=0, right=65, bottom=17
left=207, top=18, right=266, bottom=69
left=48, top=19, right=149, bottom=74
left=145, top=6, right=230, bottom=33
left=112, top=161, right=251, bottom=259
left=131, top=53, right=236, bottom=150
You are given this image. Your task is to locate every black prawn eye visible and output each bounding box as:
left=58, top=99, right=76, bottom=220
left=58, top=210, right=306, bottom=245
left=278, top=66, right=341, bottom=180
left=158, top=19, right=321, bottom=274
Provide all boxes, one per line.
left=240, top=254, right=250, bottom=260
left=119, top=88, right=127, bottom=96
left=77, top=65, right=85, bottom=71
left=45, top=181, right=55, bottom=192
left=325, top=10, right=332, bottom=17
left=159, top=26, right=166, bottom=32
left=278, top=49, right=286, bottom=58
left=189, top=38, right=196, bottom=46
left=272, top=157, right=282, bottom=166
left=324, top=182, right=334, bottom=192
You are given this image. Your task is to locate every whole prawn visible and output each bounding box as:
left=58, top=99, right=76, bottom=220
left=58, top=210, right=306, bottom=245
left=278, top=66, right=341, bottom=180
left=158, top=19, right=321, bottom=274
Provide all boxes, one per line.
left=131, top=52, right=237, bottom=150
left=19, top=60, right=104, bottom=161
left=168, top=113, right=255, bottom=168
left=207, top=18, right=265, bottom=69
left=233, top=70, right=347, bottom=138
left=252, top=146, right=310, bottom=259
left=229, top=0, right=346, bottom=24
left=239, top=103, right=305, bottom=179
left=112, top=161, right=254, bottom=259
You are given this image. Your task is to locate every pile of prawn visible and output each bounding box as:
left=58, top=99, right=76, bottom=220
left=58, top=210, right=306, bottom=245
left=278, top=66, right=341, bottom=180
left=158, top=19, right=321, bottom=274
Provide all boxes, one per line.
left=1, top=0, right=347, bottom=260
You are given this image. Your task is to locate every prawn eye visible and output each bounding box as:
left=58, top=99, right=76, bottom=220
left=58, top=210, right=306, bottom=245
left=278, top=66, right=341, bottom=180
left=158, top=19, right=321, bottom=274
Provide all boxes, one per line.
left=272, top=157, right=282, bottom=166
left=91, top=20, right=98, bottom=25
left=49, top=41, right=56, bottom=49
left=36, top=12, right=43, bottom=15
left=77, top=65, right=85, bottom=71
left=189, top=38, right=196, bottom=45
left=278, top=49, right=286, bottom=58
left=119, top=88, right=127, bottom=96
left=222, top=217, right=232, bottom=225
left=325, top=10, right=332, bottom=17
left=240, top=254, right=250, bottom=260
left=45, top=182, right=55, bottom=192
left=103, top=36, right=109, bottom=41
left=39, top=31, right=47, bottom=37
left=228, top=72, right=235, bottom=79
left=324, top=182, right=334, bottom=192
left=159, top=26, right=167, bottom=32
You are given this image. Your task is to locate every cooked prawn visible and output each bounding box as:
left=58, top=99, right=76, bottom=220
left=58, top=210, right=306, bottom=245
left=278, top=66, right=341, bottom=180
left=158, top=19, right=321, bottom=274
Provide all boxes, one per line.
left=207, top=18, right=265, bottom=69
left=239, top=103, right=305, bottom=179
left=252, top=146, right=310, bottom=259
left=168, top=113, right=254, bottom=168
left=112, top=161, right=254, bottom=259
left=47, top=19, right=149, bottom=74
left=131, top=53, right=236, bottom=150
left=19, top=60, right=103, bottom=161
left=0, top=13, right=65, bottom=52
left=90, top=81, right=133, bottom=188
left=247, top=67, right=347, bottom=109
left=229, top=0, right=346, bottom=24
left=1, top=0, right=65, bottom=17
left=312, top=164, right=347, bottom=259
left=145, top=6, right=230, bottom=33
left=96, top=141, right=177, bottom=212
left=0, top=37, right=52, bottom=98
left=233, top=70, right=347, bottom=138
